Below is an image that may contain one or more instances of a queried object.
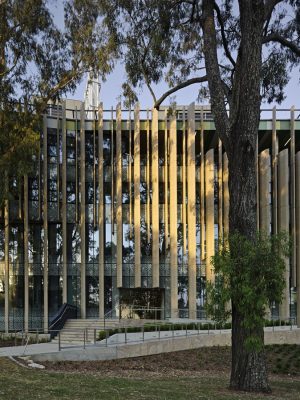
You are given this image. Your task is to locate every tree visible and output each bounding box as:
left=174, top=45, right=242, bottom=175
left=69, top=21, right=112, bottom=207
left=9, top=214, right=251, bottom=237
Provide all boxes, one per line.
left=69, top=0, right=300, bottom=392
left=206, top=232, right=290, bottom=386
left=0, top=0, right=115, bottom=204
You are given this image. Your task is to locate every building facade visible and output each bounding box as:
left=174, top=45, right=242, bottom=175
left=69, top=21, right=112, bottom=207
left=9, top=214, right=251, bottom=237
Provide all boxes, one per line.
left=0, top=100, right=299, bottom=332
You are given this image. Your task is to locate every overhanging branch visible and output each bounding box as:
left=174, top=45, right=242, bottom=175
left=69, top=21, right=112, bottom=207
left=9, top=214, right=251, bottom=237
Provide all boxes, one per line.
left=264, top=0, right=284, bottom=21
left=263, top=33, right=300, bottom=56
left=153, top=76, right=208, bottom=109
left=214, top=2, right=236, bottom=67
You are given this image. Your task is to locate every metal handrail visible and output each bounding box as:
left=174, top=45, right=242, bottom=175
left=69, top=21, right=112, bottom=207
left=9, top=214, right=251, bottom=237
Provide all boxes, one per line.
left=48, top=303, right=77, bottom=338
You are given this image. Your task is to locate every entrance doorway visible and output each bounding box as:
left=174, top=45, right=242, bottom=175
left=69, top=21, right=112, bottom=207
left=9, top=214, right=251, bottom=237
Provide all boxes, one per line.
left=119, top=288, right=165, bottom=319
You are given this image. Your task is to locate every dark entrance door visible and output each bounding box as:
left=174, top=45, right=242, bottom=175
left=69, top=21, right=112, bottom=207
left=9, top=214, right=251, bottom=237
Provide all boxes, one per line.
left=119, top=288, right=165, bottom=319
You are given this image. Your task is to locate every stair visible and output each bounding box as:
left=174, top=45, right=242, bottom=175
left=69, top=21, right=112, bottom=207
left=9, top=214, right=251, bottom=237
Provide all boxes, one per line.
left=51, top=318, right=158, bottom=345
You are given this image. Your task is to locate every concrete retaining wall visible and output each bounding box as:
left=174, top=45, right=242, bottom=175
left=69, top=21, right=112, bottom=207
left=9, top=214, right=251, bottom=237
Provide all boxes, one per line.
left=31, top=328, right=300, bottom=362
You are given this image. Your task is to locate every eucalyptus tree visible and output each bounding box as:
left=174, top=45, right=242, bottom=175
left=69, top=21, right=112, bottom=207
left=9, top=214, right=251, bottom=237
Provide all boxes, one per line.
left=78, top=0, right=300, bottom=392
left=0, top=0, right=114, bottom=203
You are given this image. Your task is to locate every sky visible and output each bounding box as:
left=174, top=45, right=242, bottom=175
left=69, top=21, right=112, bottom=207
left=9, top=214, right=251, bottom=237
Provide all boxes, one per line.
left=52, top=2, right=300, bottom=111
left=71, top=62, right=300, bottom=111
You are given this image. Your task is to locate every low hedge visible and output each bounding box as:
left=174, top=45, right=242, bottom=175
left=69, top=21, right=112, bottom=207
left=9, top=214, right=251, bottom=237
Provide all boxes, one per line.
left=97, top=319, right=294, bottom=341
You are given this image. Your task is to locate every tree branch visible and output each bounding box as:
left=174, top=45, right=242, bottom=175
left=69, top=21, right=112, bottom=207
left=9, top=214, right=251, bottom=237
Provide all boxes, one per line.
left=153, top=76, right=207, bottom=109
left=263, top=33, right=300, bottom=56
left=264, top=0, right=284, bottom=21
left=201, top=0, right=229, bottom=147
left=214, top=2, right=236, bottom=67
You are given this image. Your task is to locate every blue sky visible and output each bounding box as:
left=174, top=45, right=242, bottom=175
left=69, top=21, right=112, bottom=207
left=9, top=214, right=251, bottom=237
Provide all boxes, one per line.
left=53, top=2, right=299, bottom=110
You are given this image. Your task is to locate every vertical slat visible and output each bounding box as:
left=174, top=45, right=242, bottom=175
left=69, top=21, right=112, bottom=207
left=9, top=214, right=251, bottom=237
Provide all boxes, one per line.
left=24, top=175, right=29, bottom=332
left=205, top=149, right=215, bottom=282
left=164, top=110, right=169, bottom=251
left=43, top=114, right=48, bottom=332
left=57, top=107, right=60, bottom=219
left=182, top=107, right=187, bottom=256
left=62, top=101, right=67, bottom=303
left=134, top=103, right=141, bottom=287
left=187, top=103, right=196, bottom=319
left=278, top=149, right=290, bottom=320
left=272, top=106, right=278, bottom=235
left=295, top=152, right=300, bottom=326
left=169, top=112, right=178, bottom=318
left=259, top=149, right=271, bottom=233
left=111, top=107, right=114, bottom=235
left=146, top=109, right=151, bottom=243
left=259, top=148, right=272, bottom=319
left=75, top=106, right=79, bottom=223
left=80, top=103, right=86, bottom=318
left=152, top=108, right=159, bottom=288
left=98, top=103, right=104, bottom=318
left=129, top=109, right=132, bottom=239
left=38, top=125, right=42, bottom=220
left=256, top=134, right=259, bottom=230
left=218, top=140, right=223, bottom=239
left=93, top=111, right=97, bottom=227
left=4, top=199, right=9, bottom=333
left=223, top=153, right=229, bottom=235
left=200, top=107, right=205, bottom=260
left=290, top=106, right=296, bottom=287
left=116, top=103, right=123, bottom=288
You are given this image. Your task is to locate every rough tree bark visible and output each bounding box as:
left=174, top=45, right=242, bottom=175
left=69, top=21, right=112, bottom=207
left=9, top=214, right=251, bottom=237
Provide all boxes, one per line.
left=202, top=0, right=270, bottom=392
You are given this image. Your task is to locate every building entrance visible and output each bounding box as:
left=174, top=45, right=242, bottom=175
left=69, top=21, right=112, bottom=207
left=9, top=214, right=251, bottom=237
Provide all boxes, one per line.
left=119, top=288, right=165, bottom=319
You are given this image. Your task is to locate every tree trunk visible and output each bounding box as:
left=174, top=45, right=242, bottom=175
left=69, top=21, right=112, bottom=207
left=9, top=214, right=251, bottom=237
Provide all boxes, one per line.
left=230, top=304, right=270, bottom=392
left=227, top=128, right=270, bottom=392
left=202, top=0, right=269, bottom=391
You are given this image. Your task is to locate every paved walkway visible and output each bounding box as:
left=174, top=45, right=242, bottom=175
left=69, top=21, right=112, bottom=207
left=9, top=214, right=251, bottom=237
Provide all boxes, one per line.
left=0, top=342, right=60, bottom=357
left=0, top=325, right=297, bottom=358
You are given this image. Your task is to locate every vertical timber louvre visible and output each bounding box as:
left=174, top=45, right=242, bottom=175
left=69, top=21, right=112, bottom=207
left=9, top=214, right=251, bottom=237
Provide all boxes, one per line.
left=187, top=103, right=196, bottom=319
left=152, top=108, right=159, bottom=288
left=116, top=103, right=123, bottom=288
left=134, top=103, right=141, bottom=287
left=98, top=103, right=104, bottom=318
left=169, top=111, right=178, bottom=318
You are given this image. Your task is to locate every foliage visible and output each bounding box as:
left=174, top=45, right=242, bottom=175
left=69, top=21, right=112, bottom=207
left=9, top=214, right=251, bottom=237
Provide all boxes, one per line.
left=206, top=232, right=291, bottom=349
left=0, top=0, right=115, bottom=204
left=76, top=0, right=300, bottom=108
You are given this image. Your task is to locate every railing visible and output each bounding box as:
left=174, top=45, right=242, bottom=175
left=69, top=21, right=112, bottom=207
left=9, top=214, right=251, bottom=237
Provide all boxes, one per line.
left=1, top=317, right=297, bottom=355
left=49, top=317, right=298, bottom=352
left=48, top=303, right=77, bottom=339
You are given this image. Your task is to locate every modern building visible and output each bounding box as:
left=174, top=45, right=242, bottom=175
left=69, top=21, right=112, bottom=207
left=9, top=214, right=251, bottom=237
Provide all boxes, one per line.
left=0, top=100, right=299, bottom=332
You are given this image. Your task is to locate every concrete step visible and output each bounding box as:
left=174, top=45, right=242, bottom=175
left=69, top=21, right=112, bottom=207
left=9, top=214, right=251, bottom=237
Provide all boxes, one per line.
left=52, top=318, right=162, bottom=344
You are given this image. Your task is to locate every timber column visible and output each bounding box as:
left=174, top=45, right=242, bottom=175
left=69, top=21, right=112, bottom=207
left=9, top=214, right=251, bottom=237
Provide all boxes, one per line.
left=278, top=149, right=290, bottom=320
left=187, top=103, right=196, bottom=319
left=43, top=114, right=49, bottom=332
left=98, top=103, right=105, bottom=318
left=62, top=101, right=67, bottom=303
left=169, top=112, right=178, bottom=318
left=80, top=102, right=86, bottom=318
left=134, top=103, right=141, bottom=287
left=4, top=199, right=9, bottom=333
left=223, top=153, right=229, bottom=235
left=259, top=149, right=272, bottom=319
left=116, top=103, right=123, bottom=288
left=290, top=107, right=296, bottom=287
left=259, top=149, right=271, bottom=233
left=296, top=152, right=300, bottom=326
left=24, top=175, right=29, bottom=332
left=205, top=148, right=215, bottom=282
left=152, top=108, right=159, bottom=288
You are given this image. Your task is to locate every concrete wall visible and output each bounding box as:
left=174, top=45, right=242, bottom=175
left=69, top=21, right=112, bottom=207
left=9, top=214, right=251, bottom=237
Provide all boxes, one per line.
left=31, top=328, right=300, bottom=362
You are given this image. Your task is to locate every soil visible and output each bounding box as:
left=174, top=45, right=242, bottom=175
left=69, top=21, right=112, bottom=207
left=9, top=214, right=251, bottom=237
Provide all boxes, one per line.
left=41, top=346, right=231, bottom=378
left=39, top=345, right=300, bottom=380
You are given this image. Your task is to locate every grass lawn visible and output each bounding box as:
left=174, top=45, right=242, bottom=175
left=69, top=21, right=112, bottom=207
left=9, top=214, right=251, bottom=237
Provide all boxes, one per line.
left=1, top=346, right=300, bottom=399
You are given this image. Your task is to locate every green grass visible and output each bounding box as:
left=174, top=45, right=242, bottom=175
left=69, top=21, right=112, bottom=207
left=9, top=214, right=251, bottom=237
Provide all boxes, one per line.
left=1, top=357, right=300, bottom=400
